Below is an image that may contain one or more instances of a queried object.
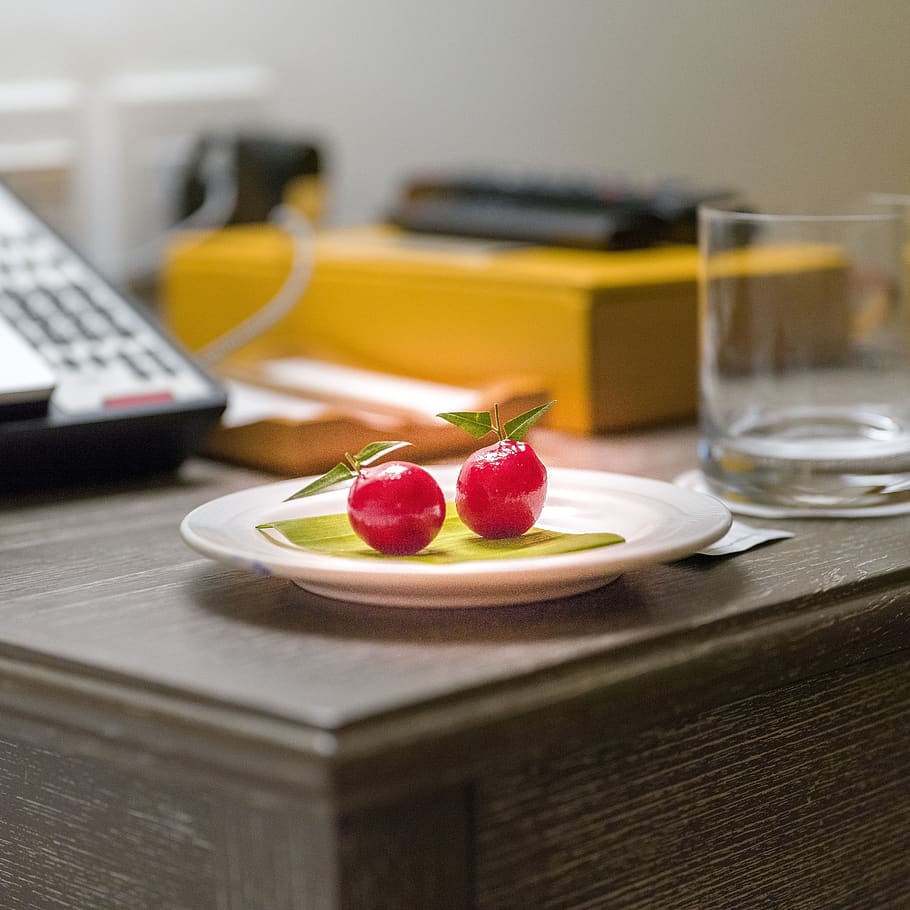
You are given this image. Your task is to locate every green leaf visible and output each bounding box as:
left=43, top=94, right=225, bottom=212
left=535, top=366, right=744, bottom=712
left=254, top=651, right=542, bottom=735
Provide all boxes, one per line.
left=353, top=440, right=412, bottom=467
left=436, top=410, right=495, bottom=438
left=283, top=462, right=355, bottom=501
left=282, top=440, right=414, bottom=501
left=503, top=400, right=556, bottom=441
left=258, top=504, right=624, bottom=564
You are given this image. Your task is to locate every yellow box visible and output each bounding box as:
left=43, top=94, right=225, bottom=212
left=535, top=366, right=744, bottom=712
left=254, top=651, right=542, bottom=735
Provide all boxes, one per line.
left=162, top=225, right=702, bottom=433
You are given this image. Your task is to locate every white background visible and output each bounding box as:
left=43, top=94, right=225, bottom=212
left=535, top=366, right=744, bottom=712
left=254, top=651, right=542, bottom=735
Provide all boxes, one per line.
left=3, top=0, right=909, bottom=227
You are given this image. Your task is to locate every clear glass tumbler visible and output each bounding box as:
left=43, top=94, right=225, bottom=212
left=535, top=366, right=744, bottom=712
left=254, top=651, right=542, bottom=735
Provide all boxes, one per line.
left=698, top=204, right=910, bottom=512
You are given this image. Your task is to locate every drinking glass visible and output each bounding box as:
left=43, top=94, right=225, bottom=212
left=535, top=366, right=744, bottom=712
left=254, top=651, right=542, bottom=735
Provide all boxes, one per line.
left=697, top=203, right=910, bottom=512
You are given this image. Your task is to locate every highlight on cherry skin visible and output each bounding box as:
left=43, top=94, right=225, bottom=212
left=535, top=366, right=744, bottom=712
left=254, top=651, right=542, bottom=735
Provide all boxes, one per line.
left=284, top=441, right=446, bottom=556
left=437, top=401, right=555, bottom=539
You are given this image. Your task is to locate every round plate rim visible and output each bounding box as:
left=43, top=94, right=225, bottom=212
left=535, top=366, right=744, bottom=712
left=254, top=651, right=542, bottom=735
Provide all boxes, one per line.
left=180, top=466, right=732, bottom=607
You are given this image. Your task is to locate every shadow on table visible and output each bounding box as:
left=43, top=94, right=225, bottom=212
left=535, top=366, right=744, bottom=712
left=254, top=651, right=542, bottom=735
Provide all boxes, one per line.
left=187, top=560, right=748, bottom=646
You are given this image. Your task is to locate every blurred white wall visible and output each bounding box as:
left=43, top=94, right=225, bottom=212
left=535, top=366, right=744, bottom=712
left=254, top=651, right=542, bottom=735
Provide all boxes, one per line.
left=3, top=0, right=909, bottom=229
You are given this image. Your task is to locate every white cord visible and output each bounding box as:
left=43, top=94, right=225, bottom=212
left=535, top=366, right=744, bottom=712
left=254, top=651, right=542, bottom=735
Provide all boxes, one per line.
left=194, top=203, right=315, bottom=368
left=126, top=138, right=239, bottom=283
left=123, top=135, right=316, bottom=368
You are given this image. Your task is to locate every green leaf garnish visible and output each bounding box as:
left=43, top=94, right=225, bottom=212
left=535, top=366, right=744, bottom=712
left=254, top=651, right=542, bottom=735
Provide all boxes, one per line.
left=257, top=504, right=624, bottom=564
left=503, top=401, right=556, bottom=442
left=437, top=401, right=556, bottom=442
left=354, top=440, right=412, bottom=466
left=284, top=462, right=356, bottom=500
left=283, top=440, right=412, bottom=501
left=435, top=410, right=494, bottom=438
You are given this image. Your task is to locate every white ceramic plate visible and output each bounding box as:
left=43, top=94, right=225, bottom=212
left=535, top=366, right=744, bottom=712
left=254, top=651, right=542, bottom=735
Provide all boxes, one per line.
left=180, top=466, right=732, bottom=608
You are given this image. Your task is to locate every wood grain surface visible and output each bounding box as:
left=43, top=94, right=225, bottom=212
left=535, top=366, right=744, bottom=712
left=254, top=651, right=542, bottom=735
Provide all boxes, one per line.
left=0, top=706, right=342, bottom=910
left=1, top=426, right=909, bottom=774
left=473, top=651, right=910, bottom=909
left=1, top=425, right=909, bottom=907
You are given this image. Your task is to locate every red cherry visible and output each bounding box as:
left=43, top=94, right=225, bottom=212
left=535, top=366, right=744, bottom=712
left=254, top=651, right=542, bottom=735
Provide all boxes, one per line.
left=455, top=440, right=547, bottom=538
left=347, top=461, right=446, bottom=555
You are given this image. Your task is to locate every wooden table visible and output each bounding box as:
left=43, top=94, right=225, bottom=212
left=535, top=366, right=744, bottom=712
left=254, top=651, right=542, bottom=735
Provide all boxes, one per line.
left=1, top=424, right=908, bottom=909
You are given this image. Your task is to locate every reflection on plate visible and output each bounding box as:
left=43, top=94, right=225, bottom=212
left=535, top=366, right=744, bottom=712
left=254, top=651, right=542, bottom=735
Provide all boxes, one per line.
left=180, top=466, right=732, bottom=608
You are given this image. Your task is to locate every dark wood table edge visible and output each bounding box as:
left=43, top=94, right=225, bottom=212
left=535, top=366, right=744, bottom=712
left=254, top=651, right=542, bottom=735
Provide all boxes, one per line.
left=0, top=566, right=907, bottom=810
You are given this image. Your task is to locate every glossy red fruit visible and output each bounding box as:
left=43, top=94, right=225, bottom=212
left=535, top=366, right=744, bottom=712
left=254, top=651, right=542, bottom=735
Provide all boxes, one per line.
left=347, top=461, right=446, bottom=555
left=455, top=439, right=547, bottom=538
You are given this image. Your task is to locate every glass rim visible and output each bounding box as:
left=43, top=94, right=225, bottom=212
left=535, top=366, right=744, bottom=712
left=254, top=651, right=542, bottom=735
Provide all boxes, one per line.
left=698, top=204, right=905, bottom=225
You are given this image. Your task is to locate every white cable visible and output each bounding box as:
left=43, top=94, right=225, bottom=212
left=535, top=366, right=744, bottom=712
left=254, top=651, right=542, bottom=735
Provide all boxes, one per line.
left=194, top=203, right=315, bottom=368
left=122, top=135, right=316, bottom=368
left=126, top=138, right=239, bottom=283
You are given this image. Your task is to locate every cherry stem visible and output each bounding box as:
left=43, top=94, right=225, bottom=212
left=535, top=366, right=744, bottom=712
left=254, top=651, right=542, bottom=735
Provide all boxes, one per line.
left=344, top=451, right=361, bottom=474
left=493, top=403, right=504, bottom=441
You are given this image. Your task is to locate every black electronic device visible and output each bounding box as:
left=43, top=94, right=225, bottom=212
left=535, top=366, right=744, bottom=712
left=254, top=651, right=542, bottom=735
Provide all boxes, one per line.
left=388, top=173, right=734, bottom=250
left=0, top=181, right=226, bottom=489
left=178, top=132, right=324, bottom=226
